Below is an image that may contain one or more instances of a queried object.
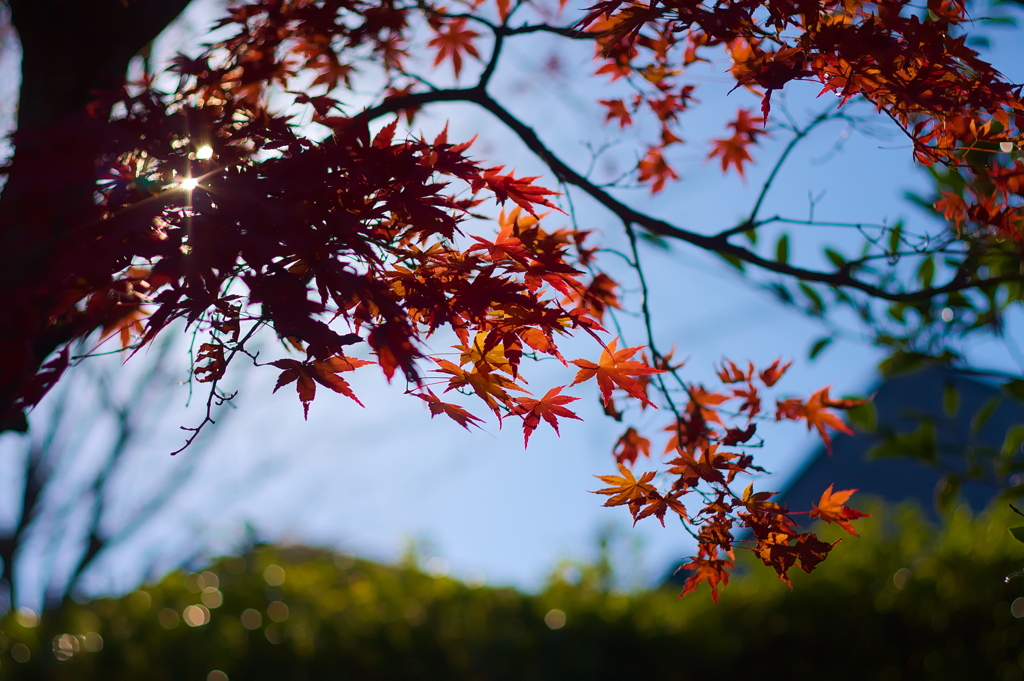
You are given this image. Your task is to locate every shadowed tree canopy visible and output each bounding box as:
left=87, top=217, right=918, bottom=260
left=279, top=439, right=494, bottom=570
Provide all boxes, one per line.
left=2, top=0, right=1024, bottom=602
left=4, top=501, right=1024, bottom=680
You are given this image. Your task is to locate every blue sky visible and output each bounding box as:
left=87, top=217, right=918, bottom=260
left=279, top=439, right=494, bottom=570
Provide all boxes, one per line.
left=3, top=0, right=1024, bottom=610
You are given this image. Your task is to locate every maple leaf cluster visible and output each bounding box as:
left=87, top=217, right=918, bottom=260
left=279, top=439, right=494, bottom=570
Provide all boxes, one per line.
left=6, top=0, right=971, bottom=603
left=577, top=0, right=1024, bottom=234
left=1, top=0, right=632, bottom=454
left=595, top=359, right=869, bottom=601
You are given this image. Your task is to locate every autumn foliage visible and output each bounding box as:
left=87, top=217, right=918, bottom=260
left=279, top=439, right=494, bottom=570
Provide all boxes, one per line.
left=3, top=0, right=1021, bottom=601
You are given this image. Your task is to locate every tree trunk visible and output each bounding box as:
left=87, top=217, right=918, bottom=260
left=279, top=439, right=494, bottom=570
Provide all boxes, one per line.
left=0, top=0, right=192, bottom=432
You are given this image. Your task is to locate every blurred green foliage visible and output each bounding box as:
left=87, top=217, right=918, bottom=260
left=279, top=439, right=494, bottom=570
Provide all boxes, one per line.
left=4, top=499, right=1024, bottom=680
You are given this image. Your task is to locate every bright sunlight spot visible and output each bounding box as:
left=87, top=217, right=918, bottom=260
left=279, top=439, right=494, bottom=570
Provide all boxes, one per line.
left=180, top=177, right=199, bottom=191
left=196, top=145, right=214, bottom=160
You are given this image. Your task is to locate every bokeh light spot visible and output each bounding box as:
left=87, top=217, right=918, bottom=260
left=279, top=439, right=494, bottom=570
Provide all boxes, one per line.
left=545, top=609, right=566, bottom=629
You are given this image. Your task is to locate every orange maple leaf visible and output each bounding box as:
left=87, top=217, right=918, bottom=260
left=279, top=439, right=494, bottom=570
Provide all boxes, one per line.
left=417, top=389, right=485, bottom=430
left=433, top=357, right=529, bottom=415
left=469, top=209, right=532, bottom=264
left=368, top=322, right=419, bottom=383
left=495, top=0, right=512, bottom=21
left=688, top=385, right=729, bottom=425
left=593, top=462, right=658, bottom=516
left=775, top=385, right=855, bottom=454
left=809, top=484, right=870, bottom=535
left=512, top=386, right=582, bottom=446
left=935, top=192, right=968, bottom=229
left=570, top=337, right=665, bottom=407
left=101, top=307, right=150, bottom=350
left=676, top=555, right=735, bottom=603
left=751, top=531, right=835, bottom=586
left=520, top=327, right=562, bottom=360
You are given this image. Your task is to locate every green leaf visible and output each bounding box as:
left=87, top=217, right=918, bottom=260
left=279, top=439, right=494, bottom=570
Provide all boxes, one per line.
left=1009, top=526, right=1024, bottom=544
left=943, top=382, right=959, bottom=417
left=981, top=14, right=1017, bottom=25
left=744, top=228, right=757, bottom=245
left=824, top=248, right=846, bottom=270
left=1003, top=379, right=1024, bottom=404
left=888, top=222, right=903, bottom=256
left=909, top=421, right=938, bottom=463
left=886, top=302, right=907, bottom=324
left=903, top=192, right=934, bottom=213
left=639, top=231, right=671, bottom=250
left=916, top=256, right=935, bottom=289
left=1001, top=425, right=1024, bottom=459
left=846, top=401, right=877, bottom=433
left=868, top=421, right=936, bottom=462
left=971, top=396, right=1001, bottom=433
left=809, top=336, right=833, bottom=361
left=717, top=251, right=745, bottom=272
left=935, top=475, right=961, bottom=514
left=878, top=350, right=928, bottom=376
left=798, top=282, right=824, bottom=316
left=767, top=283, right=792, bottom=304
left=776, top=234, right=789, bottom=264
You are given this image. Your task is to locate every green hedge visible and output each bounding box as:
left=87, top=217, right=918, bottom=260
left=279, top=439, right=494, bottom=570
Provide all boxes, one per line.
left=4, top=499, right=1024, bottom=680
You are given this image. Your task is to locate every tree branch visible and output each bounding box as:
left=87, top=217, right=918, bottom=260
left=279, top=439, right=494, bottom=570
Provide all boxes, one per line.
left=358, top=86, right=1024, bottom=303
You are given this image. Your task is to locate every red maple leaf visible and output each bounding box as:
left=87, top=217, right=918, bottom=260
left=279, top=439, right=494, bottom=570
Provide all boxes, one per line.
left=708, top=109, right=769, bottom=177
left=708, top=136, right=754, bottom=178
left=512, top=386, right=582, bottom=446
left=599, top=99, right=633, bottom=128
left=637, top=147, right=679, bottom=193
left=428, top=18, right=481, bottom=79
left=270, top=355, right=372, bottom=418
left=475, top=167, right=562, bottom=215
left=759, top=358, right=792, bottom=387
left=717, top=360, right=754, bottom=384
left=635, top=488, right=688, bottom=526
left=613, top=426, right=651, bottom=465
left=194, top=342, right=227, bottom=383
